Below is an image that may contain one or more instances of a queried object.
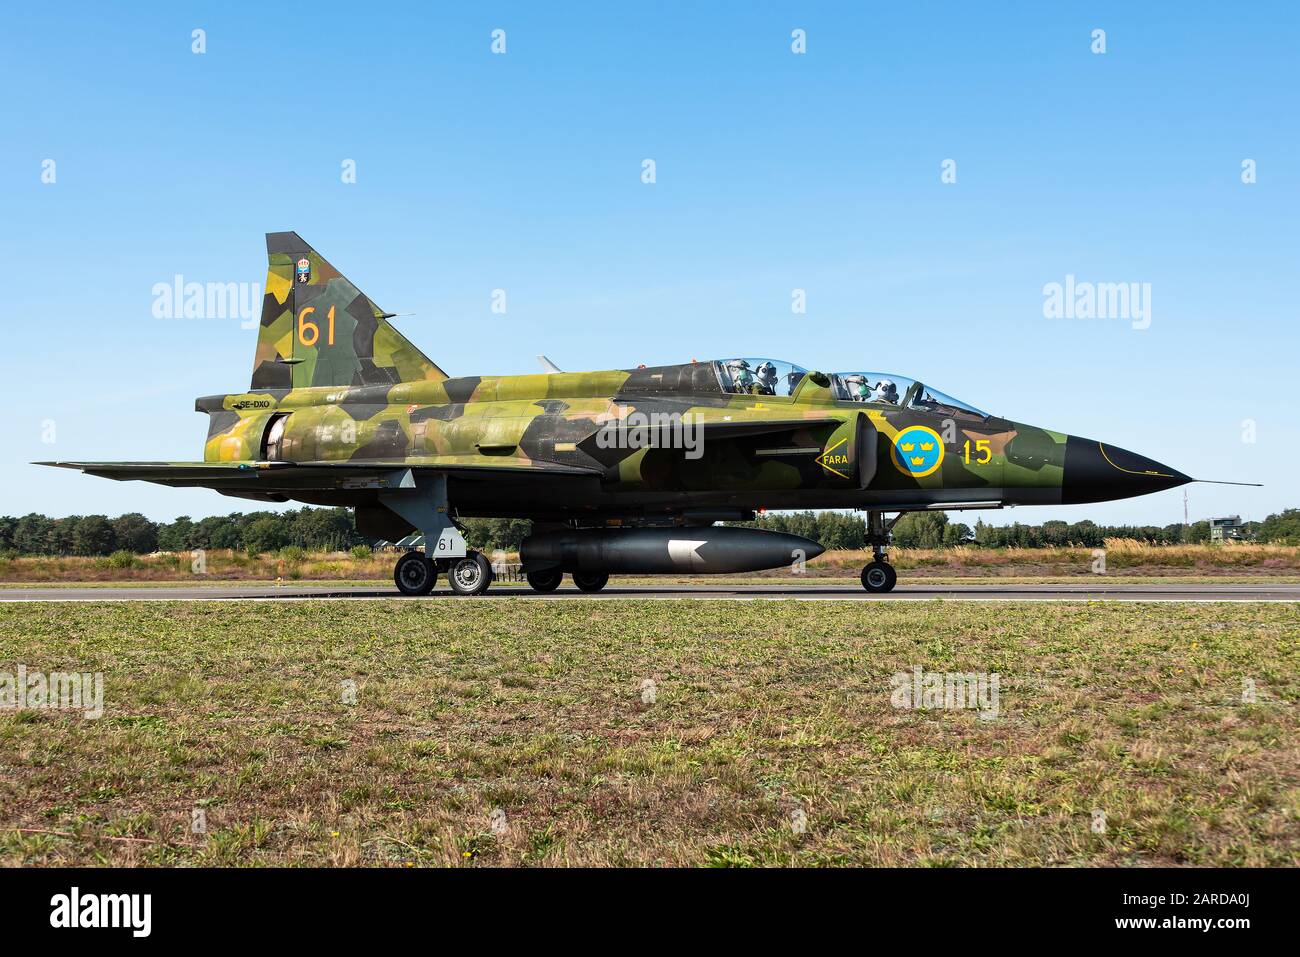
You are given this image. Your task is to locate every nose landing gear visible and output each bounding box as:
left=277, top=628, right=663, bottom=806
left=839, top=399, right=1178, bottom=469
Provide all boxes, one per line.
left=859, top=510, right=902, bottom=594
left=861, top=560, right=897, bottom=593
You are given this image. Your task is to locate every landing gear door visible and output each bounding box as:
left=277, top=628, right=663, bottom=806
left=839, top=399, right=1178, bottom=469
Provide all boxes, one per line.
left=856, top=412, right=877, bottom=489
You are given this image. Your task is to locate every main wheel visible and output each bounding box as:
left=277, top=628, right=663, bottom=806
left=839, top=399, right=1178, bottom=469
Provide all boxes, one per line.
left=448, top=551, right=493, bottom=596
left=526, top=569, right=563, bottom=593
left=394, top=551, right=437, bottom=596
left=572, top=571, right=610, bottom=593
left=860, top=561, right=897, bottom=593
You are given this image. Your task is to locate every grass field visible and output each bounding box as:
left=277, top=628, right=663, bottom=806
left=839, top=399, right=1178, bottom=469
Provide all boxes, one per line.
left=1, top=601, right=1296, bottom=867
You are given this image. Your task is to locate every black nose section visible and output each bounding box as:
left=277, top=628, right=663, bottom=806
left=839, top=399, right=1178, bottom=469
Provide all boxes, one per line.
left=1062, top=436, right=1192, bottom=505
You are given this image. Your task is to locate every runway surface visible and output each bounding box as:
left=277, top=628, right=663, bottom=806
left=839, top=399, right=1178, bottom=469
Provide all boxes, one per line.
left=2, top=582, right=1299, bottom=602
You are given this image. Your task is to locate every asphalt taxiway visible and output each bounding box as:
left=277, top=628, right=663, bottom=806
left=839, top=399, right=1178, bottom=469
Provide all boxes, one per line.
left=2, top=583, right=1299, bottom=602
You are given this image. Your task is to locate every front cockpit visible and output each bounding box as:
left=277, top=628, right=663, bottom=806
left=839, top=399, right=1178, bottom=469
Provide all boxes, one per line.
left=828, top=372, right=987, bottom=419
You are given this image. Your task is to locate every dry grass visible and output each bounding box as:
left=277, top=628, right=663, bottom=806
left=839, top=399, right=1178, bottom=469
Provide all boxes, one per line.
left=3, top=541, right=1298, bottom=584
left=0, top=550, right=396, bottom=584
left=814, top=540, right=1300, bottom=578
left=0, top=601, right=1296, bottom=867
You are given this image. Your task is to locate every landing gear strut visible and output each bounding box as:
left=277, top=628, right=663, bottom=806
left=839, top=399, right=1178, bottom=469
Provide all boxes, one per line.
left=860, top=510, right=901, bottom=593
left=381, top=473, right=490, bottom=596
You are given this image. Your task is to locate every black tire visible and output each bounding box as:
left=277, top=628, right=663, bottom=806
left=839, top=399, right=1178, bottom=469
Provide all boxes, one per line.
left=394, top=551, right=437, bottom=596
left=448, top=552, right=493, bottom=596
left=572, top=571, right=610, bottom=593
left=861, top=561, right=896, bottom=593
left=526, top=569, right=563, bottom=593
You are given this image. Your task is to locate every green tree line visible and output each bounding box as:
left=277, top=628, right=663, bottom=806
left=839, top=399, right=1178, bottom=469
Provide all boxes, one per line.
left=2, top=507, right=1296, bottom=557
left=731, top=509, right=1298, bottom=548
left=0, top=509, right=535, bottom=557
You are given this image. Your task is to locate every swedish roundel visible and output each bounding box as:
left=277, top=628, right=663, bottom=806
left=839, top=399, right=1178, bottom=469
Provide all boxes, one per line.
left=890, top=425, right=945, bottom=478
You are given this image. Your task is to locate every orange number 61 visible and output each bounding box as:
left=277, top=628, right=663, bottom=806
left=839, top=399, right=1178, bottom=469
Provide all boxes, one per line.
left=297, top=306, right=335, bottom=347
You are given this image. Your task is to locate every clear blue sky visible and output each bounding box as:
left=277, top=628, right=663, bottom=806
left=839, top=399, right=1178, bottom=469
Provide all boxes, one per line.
left=1, top=2, right=1295, bottom=526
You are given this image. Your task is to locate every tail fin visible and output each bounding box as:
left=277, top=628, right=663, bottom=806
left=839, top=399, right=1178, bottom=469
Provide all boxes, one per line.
left=251, top=231, right=448, bottom=390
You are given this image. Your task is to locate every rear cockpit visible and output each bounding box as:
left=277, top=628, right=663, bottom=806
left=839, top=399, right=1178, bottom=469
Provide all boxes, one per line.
left=714, top=358, right=807, bottom=396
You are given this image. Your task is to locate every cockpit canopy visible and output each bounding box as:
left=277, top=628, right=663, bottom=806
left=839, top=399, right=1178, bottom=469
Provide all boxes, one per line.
left=715, top=358, right=808, bottom=397
left=710, top=358, right=986, bottom=418
left=830, top=371, right=987, bottom=419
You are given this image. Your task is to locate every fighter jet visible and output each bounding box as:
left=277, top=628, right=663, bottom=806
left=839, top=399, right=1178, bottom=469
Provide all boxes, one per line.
left=41, top=232, right=1249, bottom=594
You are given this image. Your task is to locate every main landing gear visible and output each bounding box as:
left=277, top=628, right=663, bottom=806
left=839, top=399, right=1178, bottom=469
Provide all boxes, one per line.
left=523, top=569, right=611, bottom=593
left=525, top=569, right=563, bottom=593
left=393, top=549, right=495, bottom=597
left=383, top=474, right=493, bottom=596
left=447, top=552, right=493, bottom=596
left=572, top=571, right=610, bottom=593
left=394, top=550, right=437, bottom=596
left=859, top=510, right=901, bottom=594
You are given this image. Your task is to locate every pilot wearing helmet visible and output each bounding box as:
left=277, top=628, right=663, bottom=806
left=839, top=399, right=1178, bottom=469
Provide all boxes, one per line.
left=870, top=379, right=899, bottom=404
left=725, top=359, right=754, bottom=393
left=842, top=374, right=870, bottom=401
left=754, top=361, right=778, bottom=395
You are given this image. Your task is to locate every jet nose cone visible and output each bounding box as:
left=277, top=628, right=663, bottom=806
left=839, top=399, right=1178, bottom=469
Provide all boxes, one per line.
left=1062, top=436, right=1192, bottom=505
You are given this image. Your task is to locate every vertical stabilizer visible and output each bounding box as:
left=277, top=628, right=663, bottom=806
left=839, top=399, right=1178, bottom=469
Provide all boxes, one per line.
left=252, top=232, right=447, bottom=390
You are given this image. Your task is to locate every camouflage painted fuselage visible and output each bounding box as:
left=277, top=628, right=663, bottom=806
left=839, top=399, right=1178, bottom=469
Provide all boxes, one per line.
left=48, top=231, right=1192, bottom=537
left=196, top=360, right=1168, bottom=533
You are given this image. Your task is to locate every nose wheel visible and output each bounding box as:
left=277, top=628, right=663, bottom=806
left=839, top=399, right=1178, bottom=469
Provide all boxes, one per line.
left=860, top=560, right=897, bottom=593
left=859, top=509, right=903, bottom=593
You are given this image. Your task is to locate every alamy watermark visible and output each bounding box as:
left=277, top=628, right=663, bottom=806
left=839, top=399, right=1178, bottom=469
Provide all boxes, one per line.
left=890, top=665, right=1000, bottom=720
left=595, top=411, right=703, bottom=459
left=1, top=666, right=103, bottom=720
left=1042, top=274, right=1151, bottom=330
left=152, top=275, right=261, bottom=329
left=50, top=887, right=151, bottom=937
